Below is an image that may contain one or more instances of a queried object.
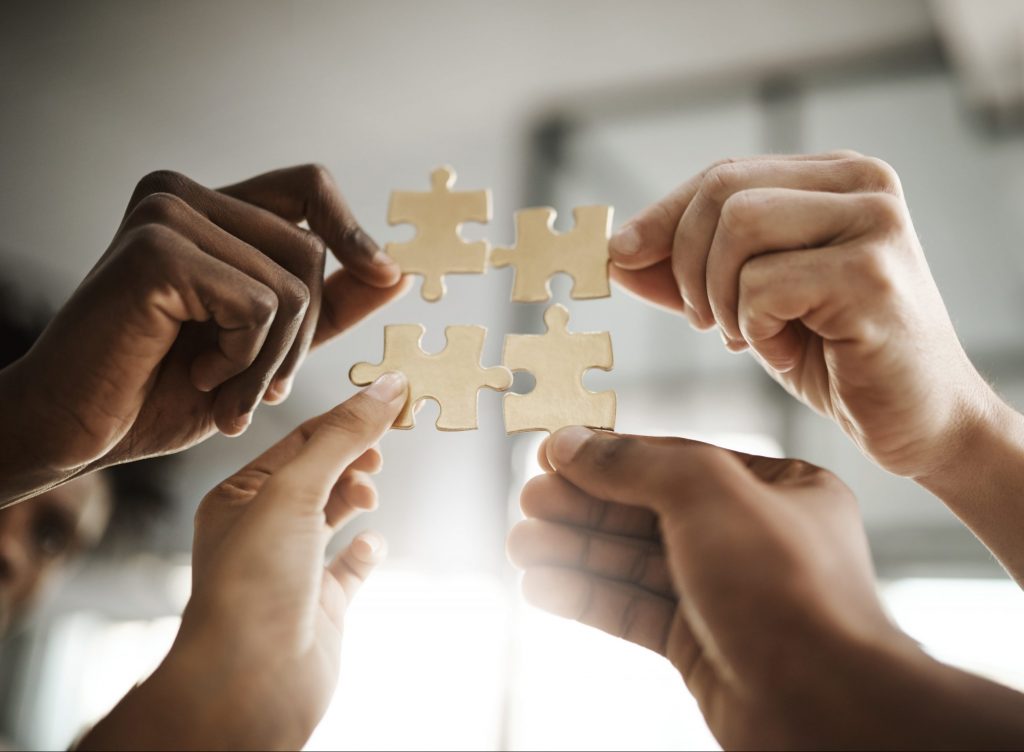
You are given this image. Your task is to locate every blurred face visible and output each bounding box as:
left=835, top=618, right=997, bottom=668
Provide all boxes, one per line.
left=0, top=473, right=112, bottom=634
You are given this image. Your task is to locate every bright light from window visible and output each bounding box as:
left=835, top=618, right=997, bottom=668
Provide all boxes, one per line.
left=306, top=567, right=510, bottom=750
left=26, top=556, right=1024, bottom=751
left=880, top=577, right=1024, bottom=691
left=507, top=604, right=718, bottom=751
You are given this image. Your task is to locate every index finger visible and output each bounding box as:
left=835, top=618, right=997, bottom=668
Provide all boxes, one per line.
left=313, top=267, right=413, bottom=348
left=608, top=151, right=862, bottom=271
left=218, top=164, right=402, bottom=288
left=263, top=372, right=407, bottom=510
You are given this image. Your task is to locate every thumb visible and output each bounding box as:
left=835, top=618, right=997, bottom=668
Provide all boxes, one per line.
left=541, top=427, right=753, bottom=515
left=608, top=173, right=703, bottom=270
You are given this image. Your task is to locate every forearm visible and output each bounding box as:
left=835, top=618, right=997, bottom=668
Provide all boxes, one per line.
left=0, top=359, right=78, bottom=504
left=77, top=636, right=306, bottom=751
left=915, top=392, right=1024, bottom=586
left=768, top=627, right=1024, bottom=749
left=824, top=633, right=1024, bottom=749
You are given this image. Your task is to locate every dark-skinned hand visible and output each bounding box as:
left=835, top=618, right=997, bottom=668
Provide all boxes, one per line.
left=0, top=165, right=410, bottom=503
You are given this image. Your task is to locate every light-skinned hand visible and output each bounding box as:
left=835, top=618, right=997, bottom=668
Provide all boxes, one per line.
left=79, top=371, right=407, bottom=751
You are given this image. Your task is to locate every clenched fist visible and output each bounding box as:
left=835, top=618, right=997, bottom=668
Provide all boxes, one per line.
left=609, top=152, right=995, bottom=480
left=0, top=165, right=409, bottom=503
left=607, top=152, right=1024, bottom=583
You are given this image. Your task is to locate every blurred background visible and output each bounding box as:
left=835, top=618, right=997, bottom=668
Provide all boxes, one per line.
left=1, top=0, right=1024, bottom=748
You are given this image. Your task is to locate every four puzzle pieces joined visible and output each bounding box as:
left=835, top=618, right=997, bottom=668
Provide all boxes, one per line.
left=491, top=206, right=612, bottom=303
left=503, top=304, right=615, bottom=433
left=387, top=166, right=492, bottom=302
left=350, top=324, right=511, bottom=430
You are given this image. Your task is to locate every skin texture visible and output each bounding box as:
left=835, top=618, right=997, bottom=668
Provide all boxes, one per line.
left=606, top=151, right=1024, bottom=584
left=0, top=165, right=411, bottom=505
left=79, top=372, right=407, bottom=751
left=509, top=427, right=1024, bottom=750
left=0, top=473, right=111, bottom=634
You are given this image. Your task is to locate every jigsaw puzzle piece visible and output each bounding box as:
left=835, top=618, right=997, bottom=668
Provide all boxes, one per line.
left=350, top=323, right=511, bottom=431
left=502, top=304, right=615, bottom=434
left=387, top=166, right=492, bottom=302
left=491, top=205, right=613, bottom=303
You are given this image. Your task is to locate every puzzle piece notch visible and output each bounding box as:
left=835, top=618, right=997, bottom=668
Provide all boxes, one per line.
left=350, top=324, right=511, bottom=431
left=502, top=304, right=615, bottom=434
left=491, top=205, right=613, bottom=303
left=386, top=166, right=493, bottom=302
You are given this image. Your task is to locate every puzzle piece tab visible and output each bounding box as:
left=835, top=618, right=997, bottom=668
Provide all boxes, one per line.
left=350, top=324, right=511, bottom=430
left=387, top=166, right=492, bottom=302
left=491, top=206, right=612, bottom=303
left=502, top=304, right=615, bottom=434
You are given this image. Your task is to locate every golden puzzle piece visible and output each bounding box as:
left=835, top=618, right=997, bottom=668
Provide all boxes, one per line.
left=491, top=206, right=612, bottom=303
left=350, top=324, right=511, bottom=430
left=386, top=166, right=492, bottom=302
left=502, top=304, right=615, bottom=434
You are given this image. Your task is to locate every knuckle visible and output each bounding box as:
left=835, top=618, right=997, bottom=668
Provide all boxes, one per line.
left=718, top=190, right=762, bottom=238
left=285, top=230, right=328, bottom=281
left=701, top=162, right=745, bottom=204
left=134, top=169, right=188, bottom=199
left=685, top=442, right=733, bottom=474
left=705, top=156, right=741, bottom=173
left=121, top=222, right=178, bottom=261
left=279, top=274, right=311, bottom=319
left=129, top=191, right=189, bottom=225
left=585, top=434, right=638, bottom=475
left=299, top=229, right=327, bottom=267
left=799, top=462, right=853, bottom=497
left=125, top=221, right=173, bottom=247
left=776, top=458, right=825, bottom=483
left=854, top=156, right=902, bottom=194
left=824, top=148, right=863, bottom=161
left=248, top=284, right=279, bottom=326
left=300, top=162, right=334, bottom=193
left=862, top=191, right=907, bottom=232
left=850, top=242, right=896, bottom=295
left=737, top=257, right=769, bottom=301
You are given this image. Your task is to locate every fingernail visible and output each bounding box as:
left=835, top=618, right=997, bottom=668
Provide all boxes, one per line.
left=363, top=371, right=406, bottom=402
left=231, top=411, right=253, bottom=435
left=720, top=328, right=749, bottom=353
left=266, top=376, right=293, bottom=403
left=610, top=224, right=641, bottom=256
left=358, top=530, right=384, bottom=555
left=551, top=426, right=594, bottom=466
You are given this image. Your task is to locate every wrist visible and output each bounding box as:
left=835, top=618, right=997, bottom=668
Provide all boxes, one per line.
left=914, top=388, right=1024, bottom=583
left=79, top=627, right=303, bottom=751
left=760, top=618, right=921, bottom=747
left=913, top=379, right=1017, bottom=488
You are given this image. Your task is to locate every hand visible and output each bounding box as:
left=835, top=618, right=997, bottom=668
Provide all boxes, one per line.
left=79, top=371, right=407, bottom=751
left=508, top=427, right=1024, bottom=749
left=0, top=165, right=409, bottom=503
left=607, top=152, right=997, bottom=481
